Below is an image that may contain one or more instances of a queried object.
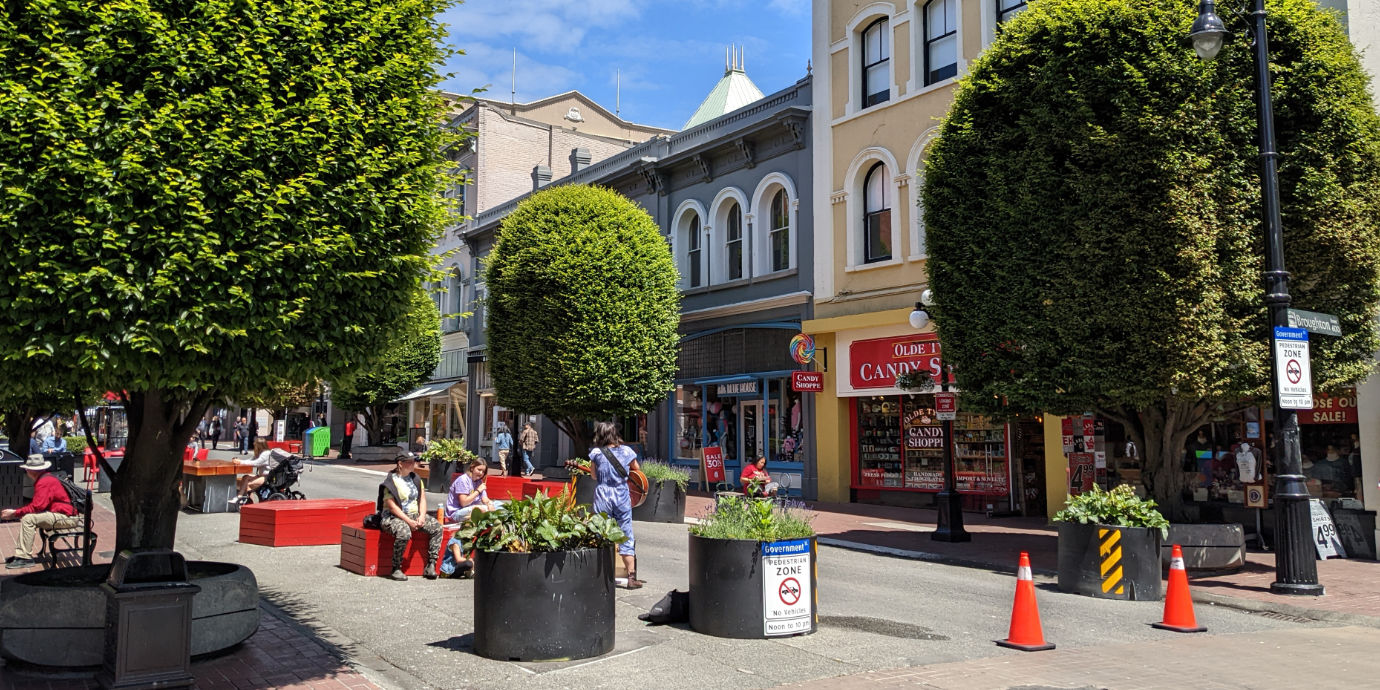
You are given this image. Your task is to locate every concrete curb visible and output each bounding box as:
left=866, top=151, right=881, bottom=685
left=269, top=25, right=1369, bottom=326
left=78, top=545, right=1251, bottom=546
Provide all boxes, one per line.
left=816, top=537, right=1058, bottom=577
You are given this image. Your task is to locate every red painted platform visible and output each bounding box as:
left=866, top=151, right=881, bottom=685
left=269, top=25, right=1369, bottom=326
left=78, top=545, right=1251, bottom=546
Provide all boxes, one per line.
left=238, top=499, right=376, bottom=547
left=339, top=523, right=461, bottom=577
left=484, top=476, right=530, bottom=501
left=522, top=480, right=570, bottom=499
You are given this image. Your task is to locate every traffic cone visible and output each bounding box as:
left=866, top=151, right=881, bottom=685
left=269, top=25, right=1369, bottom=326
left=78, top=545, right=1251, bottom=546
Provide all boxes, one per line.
left=995, top=551, right=1055, bottom=651
left=1153, top=544, right=1206, bottom=633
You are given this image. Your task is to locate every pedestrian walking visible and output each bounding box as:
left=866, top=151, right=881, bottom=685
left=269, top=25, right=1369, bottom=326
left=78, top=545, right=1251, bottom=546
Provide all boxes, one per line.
left=493, top=424, right=512, bottom=473
left=341, top=416, right=356, bottom=460
left=589, top=422, right=642, bottom=589
left=234, top=417, right=250, bottom=455
left=196, top=418, right=209, bottom=449
left=518, top=421, right=538, bottom=477
left=209, top=416, right=223, bottom=450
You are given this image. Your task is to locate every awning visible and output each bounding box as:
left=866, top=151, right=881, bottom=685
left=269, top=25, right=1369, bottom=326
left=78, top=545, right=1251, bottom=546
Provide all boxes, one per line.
left=691, top=374, right=758, bottom=386
left=392, top=380, right=461, bottom=403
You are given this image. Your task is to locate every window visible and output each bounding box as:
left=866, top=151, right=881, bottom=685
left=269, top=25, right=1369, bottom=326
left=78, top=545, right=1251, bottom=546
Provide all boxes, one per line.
left=687, top=214, right=703, bottom=288
left=862, top=19, right=890, bottom=108
left=769, top=189, right=789, bottom=272
left=725, top=202, right=743, bottom=281
left=997, top=0, right=1028, bottom=25
left=863, top=163, right=892, bottom=263
left=924, top=0, right=958, bottom=85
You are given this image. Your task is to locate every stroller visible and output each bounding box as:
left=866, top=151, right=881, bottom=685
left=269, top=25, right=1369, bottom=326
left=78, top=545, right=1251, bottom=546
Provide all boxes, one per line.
left=249, top=453, right=308, bottom=502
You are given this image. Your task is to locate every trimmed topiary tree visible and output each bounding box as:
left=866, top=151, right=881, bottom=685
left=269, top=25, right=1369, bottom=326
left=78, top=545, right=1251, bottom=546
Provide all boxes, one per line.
left=921, top=0, right=1380, bottom=518
left=0, top=0, right=458, bottom=551
left=332, top=288, right=442, bottom=445
left=485, top=185, right=680, bottom=450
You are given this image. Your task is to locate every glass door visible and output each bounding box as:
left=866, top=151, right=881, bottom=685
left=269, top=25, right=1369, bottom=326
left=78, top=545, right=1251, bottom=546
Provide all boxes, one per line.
left=740, top=399, right=764, bottom=465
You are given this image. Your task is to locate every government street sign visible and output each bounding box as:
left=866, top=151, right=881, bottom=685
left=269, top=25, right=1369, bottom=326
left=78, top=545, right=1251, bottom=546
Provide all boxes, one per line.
left=1287, top=308, right=1342, bottom=337
left=1274, top=327, right=1313, bottom=410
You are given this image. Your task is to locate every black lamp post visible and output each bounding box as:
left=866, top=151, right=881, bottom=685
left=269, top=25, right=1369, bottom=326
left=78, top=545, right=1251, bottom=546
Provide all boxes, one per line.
left=1186, top=0, right=1322, bottom=594
left=910, top=299, right=970, bottom=542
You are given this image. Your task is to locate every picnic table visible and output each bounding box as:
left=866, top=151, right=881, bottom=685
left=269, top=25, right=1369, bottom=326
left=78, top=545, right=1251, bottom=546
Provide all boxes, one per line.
left=182, top=459, right=252, bottom=513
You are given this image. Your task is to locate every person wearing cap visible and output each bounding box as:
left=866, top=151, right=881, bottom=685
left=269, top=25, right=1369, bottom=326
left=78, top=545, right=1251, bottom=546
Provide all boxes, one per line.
left=1, top=455, right=79, bottom=569
left=379, top=453, right=442, bottom=581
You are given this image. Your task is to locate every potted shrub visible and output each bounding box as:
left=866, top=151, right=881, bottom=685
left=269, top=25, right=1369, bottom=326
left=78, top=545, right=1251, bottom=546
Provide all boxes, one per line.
left=633, top=460, right=690, bottom=523
left=457, top=491, right=626, bottom=661
left=419, top=438, right=475, bottom=494
left=564, top=458, right=596, bottom=508
left=688, top=495, right=817, bottom=639
left=1054, top=484, right=1169, bottom=601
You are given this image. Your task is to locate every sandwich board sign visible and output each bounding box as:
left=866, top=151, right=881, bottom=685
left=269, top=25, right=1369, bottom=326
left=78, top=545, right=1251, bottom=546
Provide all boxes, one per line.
left=1274, top=327, right=1313, bottom=410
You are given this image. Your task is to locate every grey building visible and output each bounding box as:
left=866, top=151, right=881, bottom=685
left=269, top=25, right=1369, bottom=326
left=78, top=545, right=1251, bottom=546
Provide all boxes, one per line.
left=464, top=65, right=816, bottom=497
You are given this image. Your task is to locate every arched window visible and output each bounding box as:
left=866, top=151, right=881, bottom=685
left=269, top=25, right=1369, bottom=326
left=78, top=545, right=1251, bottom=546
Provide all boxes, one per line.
left=725, top=202, right=743, bottom=281
left=863, top=163, right=892, bottom=264
left=686, top=214, right=703, bottom=288
left=862, top=18, right=890, bottom=108
left=770, top=189, right=790, bottom=272
left=997, top=0, right=1028, bottom=25
left=924, top=0, right=958, bottom=85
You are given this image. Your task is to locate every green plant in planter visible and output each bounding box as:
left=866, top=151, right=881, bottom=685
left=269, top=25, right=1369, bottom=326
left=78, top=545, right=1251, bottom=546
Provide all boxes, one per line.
left=895, top=368, right=937, bottom=393
left=64, top=436, right=88, bottom=454
left=420, top=438, right=476, bottom=466
left=639, top=459, right=691, bottom=492
left=458, top=491, right=626, bottom=553
left=564, top=457, right=593, bottom=476
left=1053, top=484, right=1169, bottom=538
left=691, top=495, right=815, bottom=541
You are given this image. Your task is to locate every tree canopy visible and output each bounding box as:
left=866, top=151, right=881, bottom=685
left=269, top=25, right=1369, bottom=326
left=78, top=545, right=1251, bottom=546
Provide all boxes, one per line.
left=0, top=0, right=457, bottom=549
left=921, top=0, right=1380, bottom=514
left=485, top=185, right=681, bottom=448
left=332, top=288, right=441, bottom=444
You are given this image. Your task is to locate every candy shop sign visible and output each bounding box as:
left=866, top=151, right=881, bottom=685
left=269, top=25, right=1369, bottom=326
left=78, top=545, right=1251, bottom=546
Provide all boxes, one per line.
left=849, top=335, right=942, bottom=390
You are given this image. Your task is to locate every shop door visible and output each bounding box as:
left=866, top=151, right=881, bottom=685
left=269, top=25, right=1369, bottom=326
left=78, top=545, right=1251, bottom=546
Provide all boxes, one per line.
left=740, top=400, right=764, bottom=466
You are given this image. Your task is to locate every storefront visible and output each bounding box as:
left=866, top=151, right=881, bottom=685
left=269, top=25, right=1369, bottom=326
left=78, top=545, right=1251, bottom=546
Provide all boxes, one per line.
left=664, top=325, right=812, bottom=497
left=397, top=380, right=466, bottom=451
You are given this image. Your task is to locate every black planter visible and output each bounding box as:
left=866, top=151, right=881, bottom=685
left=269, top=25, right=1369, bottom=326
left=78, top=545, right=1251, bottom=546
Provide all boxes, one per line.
left=427, top=460, right=457, bottom=494
left=1057, top=522, right=1162, bottom=601
left=632, top=479, right=685, bottom=523
left=688, top=534, right=817, bottom=639
left=569, top=474, right=596, bottom=508
left=473, top=546, right=615, bottom=662
left=96, top=455, right=125, bottom=494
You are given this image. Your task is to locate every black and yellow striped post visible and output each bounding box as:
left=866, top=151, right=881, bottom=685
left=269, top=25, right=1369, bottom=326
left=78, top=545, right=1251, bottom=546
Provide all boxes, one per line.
left=1098, top=527, right=1126, bottom=597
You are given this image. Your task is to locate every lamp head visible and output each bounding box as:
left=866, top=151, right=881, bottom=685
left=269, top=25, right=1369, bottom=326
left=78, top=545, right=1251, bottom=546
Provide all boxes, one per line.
left=920, top=289, right=935, bottom=307
left=909, top=303, right=930, bottom=330
left=1185, top=0, right=1229, bottom=61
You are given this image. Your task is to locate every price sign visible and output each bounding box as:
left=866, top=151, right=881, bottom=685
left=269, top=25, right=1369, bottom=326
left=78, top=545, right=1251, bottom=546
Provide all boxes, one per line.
left=935, top=392, right=957, bottom=421
left=1310, top=499, right=1346, bottom=559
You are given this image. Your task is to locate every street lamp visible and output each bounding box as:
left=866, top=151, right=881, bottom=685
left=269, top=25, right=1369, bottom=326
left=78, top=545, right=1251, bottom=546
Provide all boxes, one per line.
left=1186, top=0, right=1321, bottom=594
left=910, top=294, right=970, bottom=542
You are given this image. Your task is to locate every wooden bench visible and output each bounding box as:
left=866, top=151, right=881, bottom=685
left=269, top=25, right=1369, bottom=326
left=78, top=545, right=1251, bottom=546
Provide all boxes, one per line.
left=238, top=499, right=376, bottom=547
left=339, top=522, right=461, bottom=577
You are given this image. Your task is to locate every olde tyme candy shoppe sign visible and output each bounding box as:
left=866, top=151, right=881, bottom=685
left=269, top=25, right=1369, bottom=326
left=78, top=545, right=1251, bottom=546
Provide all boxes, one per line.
left=849, top=334, right=942, bottom=390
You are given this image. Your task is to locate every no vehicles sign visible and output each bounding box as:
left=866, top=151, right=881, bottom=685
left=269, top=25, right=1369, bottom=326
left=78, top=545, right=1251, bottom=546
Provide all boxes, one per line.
left=762, top=539, right=813, bottom=636
left=1274, top=327, right=1313, bottom=410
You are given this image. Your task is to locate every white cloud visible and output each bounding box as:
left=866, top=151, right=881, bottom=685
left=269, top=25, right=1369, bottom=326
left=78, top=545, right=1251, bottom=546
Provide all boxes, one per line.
left=441, top=43, right=581, bottom=103
left=441, top=0, right=640, bottom=54
left=766, top=0, right=809, bottom=16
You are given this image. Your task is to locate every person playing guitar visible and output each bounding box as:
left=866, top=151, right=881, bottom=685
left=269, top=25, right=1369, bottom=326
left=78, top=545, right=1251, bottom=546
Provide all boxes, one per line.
left=588, top=421, right=646, bottom=589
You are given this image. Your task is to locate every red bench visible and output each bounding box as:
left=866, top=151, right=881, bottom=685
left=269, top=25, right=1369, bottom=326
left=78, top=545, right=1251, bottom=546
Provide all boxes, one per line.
left=484, top=476, right=529, bottom=501
left=267, top=440, right=303, bottom=454
left=339, top=523, right=462, bottom=577
left=522, top=480, right=570, bottom=499
left=238, top=499, right=376, bottom=547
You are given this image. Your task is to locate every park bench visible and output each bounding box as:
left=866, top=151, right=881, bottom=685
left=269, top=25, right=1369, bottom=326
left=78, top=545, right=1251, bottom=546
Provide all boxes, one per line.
left=238, top=498, right=375, bottom=547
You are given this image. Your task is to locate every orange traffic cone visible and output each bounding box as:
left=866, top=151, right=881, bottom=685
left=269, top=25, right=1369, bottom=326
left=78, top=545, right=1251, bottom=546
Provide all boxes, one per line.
left=996, top=551, right=1055, bottom=651
left=1153, top=544, right=1206, bottom=633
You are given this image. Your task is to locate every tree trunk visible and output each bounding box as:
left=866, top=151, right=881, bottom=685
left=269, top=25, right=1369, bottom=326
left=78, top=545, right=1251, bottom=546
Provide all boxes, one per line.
left=363, top=405, right=384, bottom=447
left=554, top=416, right=593, bottom=455
left=1100, top=400, right=1215, bottom=523
left=111, top=389, right=210, bottom=553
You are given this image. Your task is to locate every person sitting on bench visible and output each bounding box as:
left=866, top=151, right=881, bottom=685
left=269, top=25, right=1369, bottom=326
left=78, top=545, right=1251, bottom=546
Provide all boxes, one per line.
left=740, top=455, right=780, bottom=498
left=2, top=454, right=79, bottom=569
left=380, top=453, right=442, bottom=581
left=232, top=439, right=290, bottom=504
left=439, top=458, right=504, bottom=578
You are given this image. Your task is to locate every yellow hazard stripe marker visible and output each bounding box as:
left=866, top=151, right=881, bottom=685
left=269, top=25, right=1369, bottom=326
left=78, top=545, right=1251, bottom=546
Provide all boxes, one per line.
left=1098, top=528, right=1126, bottom=595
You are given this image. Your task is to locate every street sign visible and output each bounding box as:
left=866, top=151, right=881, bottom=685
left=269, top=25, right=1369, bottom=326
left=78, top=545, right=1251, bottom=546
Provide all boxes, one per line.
left=935, top=391, right=957, bottom=421
left=791, top=370, right=824, bottom=393
left=1274, top=327, right=1313, bottom=410
left=1309, top=499, right=1346, bottom=559
left=1287, top=308, right=1342, bottom=337
left=761, top=539, right=813, bottom=636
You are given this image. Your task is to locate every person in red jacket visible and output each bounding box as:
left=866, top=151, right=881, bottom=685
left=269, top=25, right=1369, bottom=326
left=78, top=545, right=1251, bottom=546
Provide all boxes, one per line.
left=1, top=454, right=78, bottom=569
left=341, top=416, right=357, bottom=460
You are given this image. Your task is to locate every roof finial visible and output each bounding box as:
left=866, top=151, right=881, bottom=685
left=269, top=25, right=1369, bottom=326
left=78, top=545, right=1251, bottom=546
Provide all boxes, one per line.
left=725, top=45, right=731, bottom=74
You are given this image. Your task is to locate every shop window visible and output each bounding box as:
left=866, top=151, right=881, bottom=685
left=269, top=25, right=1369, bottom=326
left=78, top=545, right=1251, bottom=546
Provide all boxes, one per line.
left=770, top=379, right=806, bottom=463
left=863, top=163, right=892, bottom=263
left=923, top=0, right=958, bottom=85
left=855, top=394, right=1009, bottom=496
left=862, top=18, right=891, bottom=108
left=676, top=385, right=704, bottom=461
left=703, top=390, right=737, bottom=463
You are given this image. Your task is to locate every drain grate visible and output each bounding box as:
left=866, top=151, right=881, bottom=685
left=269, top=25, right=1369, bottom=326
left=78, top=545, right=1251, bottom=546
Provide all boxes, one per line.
left=818, top=616, right=949, bottom=640
left=1254, top=610, right=1316, bottom=624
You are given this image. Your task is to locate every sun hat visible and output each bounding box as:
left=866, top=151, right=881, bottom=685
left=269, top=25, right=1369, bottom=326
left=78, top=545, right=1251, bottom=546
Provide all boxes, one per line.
left=23, top=454, right=52, bottom=471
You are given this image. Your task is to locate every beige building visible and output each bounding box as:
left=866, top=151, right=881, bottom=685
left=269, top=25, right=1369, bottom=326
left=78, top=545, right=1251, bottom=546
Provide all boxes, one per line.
left=804, top=0, right=1051, bottom=511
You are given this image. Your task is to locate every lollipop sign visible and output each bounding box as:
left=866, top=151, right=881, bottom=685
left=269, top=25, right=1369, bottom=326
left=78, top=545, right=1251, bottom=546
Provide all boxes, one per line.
left=789, top=333, right=815, bottom=365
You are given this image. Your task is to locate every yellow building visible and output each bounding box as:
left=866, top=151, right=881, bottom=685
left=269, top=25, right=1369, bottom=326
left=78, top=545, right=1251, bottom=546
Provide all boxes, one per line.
left=805, top=0, right=1062, bottom=515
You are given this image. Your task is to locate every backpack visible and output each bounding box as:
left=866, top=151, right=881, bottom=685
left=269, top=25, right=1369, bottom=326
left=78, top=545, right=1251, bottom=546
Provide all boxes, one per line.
left=638, top=589, right=689, bottom=625
left=52, top=471, right=88, bottom=514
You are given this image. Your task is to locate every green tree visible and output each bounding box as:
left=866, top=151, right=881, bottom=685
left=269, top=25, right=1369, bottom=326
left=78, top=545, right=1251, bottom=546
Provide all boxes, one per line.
left=332, top=289, right=442, bottom=445
left=485, top=185, right=680, bottom=450
left=921, top=0, right=1380, bottom=517
left=0, top=0, right=457, bottom=551
left=237, top=378, right=320, bottom=431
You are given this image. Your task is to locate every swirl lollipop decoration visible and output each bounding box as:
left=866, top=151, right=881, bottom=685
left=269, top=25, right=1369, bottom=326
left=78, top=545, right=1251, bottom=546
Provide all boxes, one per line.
left=789, top=333, right=815, bottom=365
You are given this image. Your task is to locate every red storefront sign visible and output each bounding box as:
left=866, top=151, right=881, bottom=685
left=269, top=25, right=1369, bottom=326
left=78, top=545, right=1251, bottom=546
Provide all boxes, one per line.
left=791, top=371, right=824, bottom=393
left=1299, top=391, right=1358, bottom=425
left=849, top=334, right=941, bottom=390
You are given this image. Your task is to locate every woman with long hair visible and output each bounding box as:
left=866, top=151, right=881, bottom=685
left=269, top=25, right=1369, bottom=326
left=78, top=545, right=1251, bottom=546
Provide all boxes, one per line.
left=589, top=421, right=642, bottom=589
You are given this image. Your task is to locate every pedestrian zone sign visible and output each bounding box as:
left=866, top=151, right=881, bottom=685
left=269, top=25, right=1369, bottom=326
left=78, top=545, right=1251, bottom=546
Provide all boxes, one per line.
left=1274, top=327, right=1312, bottom=410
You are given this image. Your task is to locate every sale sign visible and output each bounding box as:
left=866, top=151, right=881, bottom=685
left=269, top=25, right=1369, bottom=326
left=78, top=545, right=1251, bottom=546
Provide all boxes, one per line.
left=1300, top=390, right=1358, bottom=425
left=701, top=446, right=725, bottom=484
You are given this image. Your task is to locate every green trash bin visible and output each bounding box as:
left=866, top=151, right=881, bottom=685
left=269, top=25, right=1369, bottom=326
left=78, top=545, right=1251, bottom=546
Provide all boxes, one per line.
left=306, top=427, right=331, bottom=458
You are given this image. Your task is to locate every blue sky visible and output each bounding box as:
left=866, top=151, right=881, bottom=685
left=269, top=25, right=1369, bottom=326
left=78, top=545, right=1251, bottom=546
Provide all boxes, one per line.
left=437, top=0, right=812, bottom=131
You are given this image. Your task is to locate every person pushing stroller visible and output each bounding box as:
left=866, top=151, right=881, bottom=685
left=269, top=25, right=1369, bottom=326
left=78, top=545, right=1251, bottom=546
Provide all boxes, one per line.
left=232, top=439, right=291, bottom=505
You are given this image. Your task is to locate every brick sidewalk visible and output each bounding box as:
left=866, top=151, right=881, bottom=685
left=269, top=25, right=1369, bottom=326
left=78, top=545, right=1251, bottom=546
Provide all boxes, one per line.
left=686, top=495, right=1380, bottom=623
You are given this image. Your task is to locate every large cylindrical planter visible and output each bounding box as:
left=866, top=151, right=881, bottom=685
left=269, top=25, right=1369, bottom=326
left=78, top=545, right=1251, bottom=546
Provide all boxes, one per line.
left=688, top=534, right=817, bottom=639
left=1056, top=522, right=1162, bottom=601
left=632, top=480, right=685, bottom=523
left=473, top=546, right=614, bottom=662
left=569, top=474, right=596, bottom=508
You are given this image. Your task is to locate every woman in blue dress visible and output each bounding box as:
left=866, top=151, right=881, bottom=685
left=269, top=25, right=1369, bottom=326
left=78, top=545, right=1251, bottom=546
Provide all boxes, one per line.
left=589, top=421, right=643, bottom=589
